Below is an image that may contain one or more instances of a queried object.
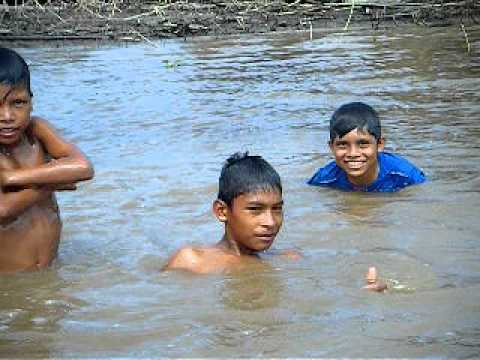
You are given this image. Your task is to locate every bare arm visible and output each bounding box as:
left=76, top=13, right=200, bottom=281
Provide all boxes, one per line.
left=0, top=186, right=51, bottom=223
left=1, top=117, right=94, bottom=187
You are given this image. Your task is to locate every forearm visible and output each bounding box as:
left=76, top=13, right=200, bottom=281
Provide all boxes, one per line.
left=0, top=188, right=51, bottom=221
left=2, top=158, right=93, bottom=187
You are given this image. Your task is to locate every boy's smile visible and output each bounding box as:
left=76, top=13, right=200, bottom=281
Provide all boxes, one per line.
left=217, top=190, right=283, bottom=255
left=0, top=85, right=32, bottom=147
left=330, top=128, right=384, bottom=187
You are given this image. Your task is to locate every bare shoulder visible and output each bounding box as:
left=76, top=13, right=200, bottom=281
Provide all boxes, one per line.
left=163, top=246, right=241, bottom=274
left=163, top=246, right=214, bottom=273
left=29, top=116, right=47, bottom=132
left=30, top=116, right=52, bottom=127
left=29, top=116, right=57, bottom=138
left=164, top=246, right=201, bottom=269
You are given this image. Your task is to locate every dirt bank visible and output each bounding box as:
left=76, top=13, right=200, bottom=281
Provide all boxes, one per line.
left=1, top=1, right=479, bottom=43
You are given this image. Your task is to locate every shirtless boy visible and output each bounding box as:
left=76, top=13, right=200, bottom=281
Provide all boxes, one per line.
left=0, top=47, right=94, bottom=272
left=163, top=152, right=286, bottom=274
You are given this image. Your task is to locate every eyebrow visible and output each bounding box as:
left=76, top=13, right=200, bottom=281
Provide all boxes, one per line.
left=0, top=87, right=14, bottom=102
left=246, top=199, right=284, bottom=205
left=334, top=138, right=373, bottom=144
left=1, top=87, right=30, bottom=103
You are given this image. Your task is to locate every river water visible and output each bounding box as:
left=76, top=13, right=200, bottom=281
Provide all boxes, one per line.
left=1, top=24, right=480, bottom=358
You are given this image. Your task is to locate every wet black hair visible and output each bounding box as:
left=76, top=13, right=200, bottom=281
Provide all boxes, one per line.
left=218, top=152, right=282, bottom=207
left=0, top=47, right=32, bottom=97
left=329, top=102, right=381, bottom=142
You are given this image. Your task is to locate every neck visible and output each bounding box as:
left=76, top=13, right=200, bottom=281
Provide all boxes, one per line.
left=0, top=135, right=27, bottom=156
left=216, top=235, right=256, bottom=256
left=0, top=144, right=14, bottom=156
left=348, top=163, right=379, bottom=188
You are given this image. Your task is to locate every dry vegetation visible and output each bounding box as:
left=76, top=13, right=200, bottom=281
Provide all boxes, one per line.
left=0, top=1, right=478, bottom=41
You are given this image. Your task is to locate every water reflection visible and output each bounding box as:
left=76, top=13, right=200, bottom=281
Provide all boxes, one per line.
left=220, top=262, right=283, bottom=311
left=0, top=269, right=85, bottom=357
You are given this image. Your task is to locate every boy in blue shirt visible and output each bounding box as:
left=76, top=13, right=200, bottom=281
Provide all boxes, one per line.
left=308, top=102, right=425, bottom=192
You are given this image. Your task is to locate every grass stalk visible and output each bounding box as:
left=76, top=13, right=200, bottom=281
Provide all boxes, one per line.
left=460, top=23, right=471, bottom=54
left=343, top=0, right=355, bottom=31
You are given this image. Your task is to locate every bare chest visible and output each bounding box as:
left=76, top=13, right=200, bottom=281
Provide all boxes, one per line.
left=0, top=137, right=46, bottom=171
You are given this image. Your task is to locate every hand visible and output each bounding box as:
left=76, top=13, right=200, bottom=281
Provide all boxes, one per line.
left=363, top=266, right=388, bottom=292
left=281, top=249, right=302, bottom=260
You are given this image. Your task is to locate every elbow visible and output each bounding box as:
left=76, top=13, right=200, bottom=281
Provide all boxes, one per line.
left=84, top=163, right=95, bottom=181
left=78, top=160, right=94, bottom=181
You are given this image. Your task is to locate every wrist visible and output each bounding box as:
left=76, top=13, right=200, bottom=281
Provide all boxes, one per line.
left=1, top=171, right=16, bottom=187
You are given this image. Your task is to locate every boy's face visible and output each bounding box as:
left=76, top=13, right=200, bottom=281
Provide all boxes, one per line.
left=0, top=85, right=32, bottom=146
left=329, top=128, right=385, bottom=187
left=220, top=190, right=283, bottom=254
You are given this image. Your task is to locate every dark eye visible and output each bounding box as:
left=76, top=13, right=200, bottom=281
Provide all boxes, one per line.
left=272, top=205, right=283, bottom=213
left=246, top=206, right=262, bottom=214
left=13, top=99, right=28, bottom=108
left=335, top=143, right=347, bottom=149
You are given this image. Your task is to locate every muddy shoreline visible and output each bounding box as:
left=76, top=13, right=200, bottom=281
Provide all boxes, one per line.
left=1, top=1, right=479, bottom=43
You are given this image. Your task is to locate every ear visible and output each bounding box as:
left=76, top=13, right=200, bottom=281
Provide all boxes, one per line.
left=213, top=199, right=228, bottom=223
left=328, top=140, right=334, bottom=152
left=377, top=137, right=385, bottom=151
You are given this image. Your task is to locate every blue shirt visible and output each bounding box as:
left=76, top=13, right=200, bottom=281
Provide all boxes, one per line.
left=307, top=152, right=426, bottom=192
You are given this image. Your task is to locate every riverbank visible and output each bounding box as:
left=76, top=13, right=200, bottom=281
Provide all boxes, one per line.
left=1, top=1, right=479, bottom=43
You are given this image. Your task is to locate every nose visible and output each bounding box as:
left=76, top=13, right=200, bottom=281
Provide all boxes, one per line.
left=261, top=210, right=279, bottom=229
left=0, top=104, right=13, bottom=123
left=347, top=143, right=361, bottom=157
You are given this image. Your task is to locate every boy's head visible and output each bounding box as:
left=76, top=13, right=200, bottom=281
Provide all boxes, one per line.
left=328, top=102, right=385, bottom=187
left=214, top=152, right=283, bottom=253
left=217, top=152, right=282, bottom=207
left=329, top=102, right=381, bottom=143
left=0, top=48, right=32, bottom=97
left=0, top=48, right=33, bottom=147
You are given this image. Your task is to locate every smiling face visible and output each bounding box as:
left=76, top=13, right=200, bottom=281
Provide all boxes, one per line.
left=329, top=128, right=385, bottom=187
left=214, top=190, right=284, bottom=255
left=0, top=84, right=32, bottom=147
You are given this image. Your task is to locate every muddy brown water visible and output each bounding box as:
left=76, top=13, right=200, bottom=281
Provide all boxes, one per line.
left=1, top=25, right=480, bottom=358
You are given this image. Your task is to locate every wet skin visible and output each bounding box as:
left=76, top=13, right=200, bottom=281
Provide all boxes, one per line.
left=216, top=190, right=284, bottom=255
left=163, top=190, right=285, bottom=274
left=0, top=85, right=93, bottom=272
left=364, top=266, right=388, bottom=292
left=329, top=129, right=385, bottom=187
left=0, top=133, right=62, bottom=272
